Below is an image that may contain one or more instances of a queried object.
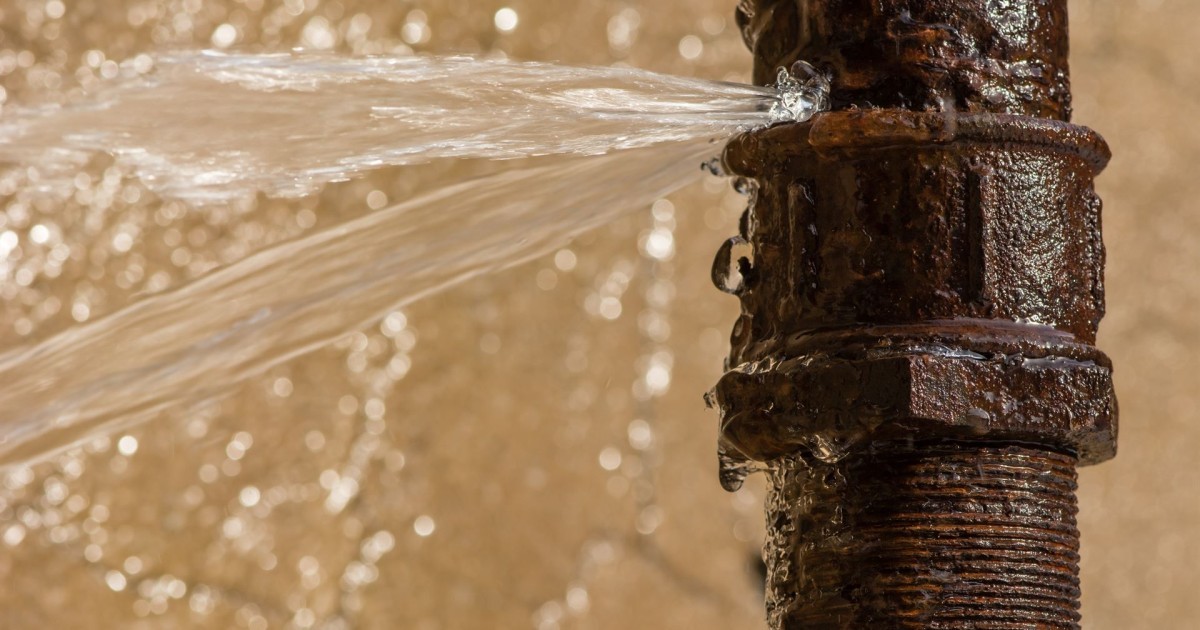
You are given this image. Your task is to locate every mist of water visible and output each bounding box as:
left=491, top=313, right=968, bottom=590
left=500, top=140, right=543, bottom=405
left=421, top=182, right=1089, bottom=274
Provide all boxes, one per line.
left=0, top=52, right=829, bottom=465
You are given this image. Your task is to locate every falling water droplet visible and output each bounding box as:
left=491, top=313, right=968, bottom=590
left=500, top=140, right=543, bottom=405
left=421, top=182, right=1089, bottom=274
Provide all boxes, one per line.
left=718, top=445, right=760, bottom=492
left=700, top=157, right=726, bottom=177
left=733, top=176, right=758, bottom=196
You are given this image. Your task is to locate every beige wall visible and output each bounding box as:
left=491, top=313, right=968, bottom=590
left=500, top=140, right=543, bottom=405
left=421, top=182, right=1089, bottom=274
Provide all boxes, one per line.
left=0, top=0, right=1194, bottom=627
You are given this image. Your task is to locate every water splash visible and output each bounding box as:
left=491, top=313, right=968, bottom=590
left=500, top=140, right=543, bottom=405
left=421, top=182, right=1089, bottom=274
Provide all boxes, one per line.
left=769, top=61, right=830, bottom=124
left=0, top=52, right=780, bottom=202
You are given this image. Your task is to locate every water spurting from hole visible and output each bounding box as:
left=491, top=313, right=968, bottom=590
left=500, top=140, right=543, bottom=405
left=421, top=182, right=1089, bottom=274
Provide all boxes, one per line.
left=0, top=52, right=782, bottom=202
left=0, top=53, right=828, bottom=464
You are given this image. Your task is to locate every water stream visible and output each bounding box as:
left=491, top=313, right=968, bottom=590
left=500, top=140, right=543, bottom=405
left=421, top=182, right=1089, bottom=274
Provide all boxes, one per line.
left=0, top=52, right=827, bottom=465
left=0, top=52, right=779, bottom=202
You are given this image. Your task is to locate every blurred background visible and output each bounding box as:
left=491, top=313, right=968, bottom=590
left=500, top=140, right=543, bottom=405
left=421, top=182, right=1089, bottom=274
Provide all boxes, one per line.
left=0, top=0, right=1195, bottom=628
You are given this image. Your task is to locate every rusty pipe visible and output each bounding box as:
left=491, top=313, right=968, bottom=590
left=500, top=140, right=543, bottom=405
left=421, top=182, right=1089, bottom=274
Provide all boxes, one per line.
left=711, top=1, right=1116, bottom=627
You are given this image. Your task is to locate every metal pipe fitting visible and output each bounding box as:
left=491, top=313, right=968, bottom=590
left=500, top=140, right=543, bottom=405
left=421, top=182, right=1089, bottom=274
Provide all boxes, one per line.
left=712, top=1, right=1117, bottom=627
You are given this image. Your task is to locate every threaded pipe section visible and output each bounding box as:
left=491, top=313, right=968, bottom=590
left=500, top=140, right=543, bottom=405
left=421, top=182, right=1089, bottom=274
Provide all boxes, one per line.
left=764, top=442, right=1080, bottom=629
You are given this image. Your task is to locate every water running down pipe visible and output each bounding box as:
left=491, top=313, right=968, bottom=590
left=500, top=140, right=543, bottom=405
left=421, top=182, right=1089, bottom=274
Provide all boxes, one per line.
left=710, top=1, right=1116, bottom=627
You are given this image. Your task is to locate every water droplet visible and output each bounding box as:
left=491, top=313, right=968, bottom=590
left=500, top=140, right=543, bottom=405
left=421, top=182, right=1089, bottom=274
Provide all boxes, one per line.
left=718, top=446, right=760, bottom=492
left=712, top=236, right=755, bottom=295
left=413, top=515, right=436, bottom=537
left=566, top=586, right=590, bottom=613
left=117, top=435, right=138, bottom=456
left=700, top=157, right=725, bottom=177
left=105, top=570, right=127, bottom=592
left=494, top=8, right=519, bottom=33
left=598, top=447, right=622, bottom=471
left=211, top=23, right=238, bottom=48
left=3, top=524, right=26, bottom=547
left=678, top=35, right=704, bottom=60
left=733, top=177, right=758, bottom=196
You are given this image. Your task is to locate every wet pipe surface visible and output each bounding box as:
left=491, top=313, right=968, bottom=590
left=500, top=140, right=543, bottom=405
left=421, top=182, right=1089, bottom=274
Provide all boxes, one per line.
left=715, top=1, right=1115, bottom=628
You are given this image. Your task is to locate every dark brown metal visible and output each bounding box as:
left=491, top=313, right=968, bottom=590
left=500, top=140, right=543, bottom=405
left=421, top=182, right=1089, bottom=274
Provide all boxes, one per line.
left=763, top=443, right=1082, bottom=628
left=734, top=0, right=1074, bottom=119
left=712, top=1, right=1116, bottom=628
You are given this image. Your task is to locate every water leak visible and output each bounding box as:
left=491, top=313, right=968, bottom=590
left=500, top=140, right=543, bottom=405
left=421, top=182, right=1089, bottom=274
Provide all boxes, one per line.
left=769, top=62, right=830, bottom=124
left=0, top=52, right=781, bottom=202
left=0, top=54, right=830, bottom=465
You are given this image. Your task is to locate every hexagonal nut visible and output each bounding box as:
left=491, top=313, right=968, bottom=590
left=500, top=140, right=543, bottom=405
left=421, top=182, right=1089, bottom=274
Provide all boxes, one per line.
left=713, top=350, right=1117, bottom=466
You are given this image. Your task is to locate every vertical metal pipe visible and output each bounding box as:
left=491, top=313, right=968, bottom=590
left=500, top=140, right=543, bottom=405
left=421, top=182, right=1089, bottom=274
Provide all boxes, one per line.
left=712, top=1, right=1117, bottom=627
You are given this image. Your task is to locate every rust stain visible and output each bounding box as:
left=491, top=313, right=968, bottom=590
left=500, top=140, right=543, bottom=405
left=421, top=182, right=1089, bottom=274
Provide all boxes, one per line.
left=715, top=1, right=1116, bottom=627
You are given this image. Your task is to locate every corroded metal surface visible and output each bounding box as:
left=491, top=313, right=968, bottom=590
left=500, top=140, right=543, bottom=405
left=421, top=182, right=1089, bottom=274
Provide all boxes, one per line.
left=716, top=1, right=1117, bottom=627
left=735, top=0, right=1074, bottom=119
left=716, top=111, right=1116, bottom=465
left=763, top=444, right=1081, bottom=628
